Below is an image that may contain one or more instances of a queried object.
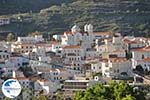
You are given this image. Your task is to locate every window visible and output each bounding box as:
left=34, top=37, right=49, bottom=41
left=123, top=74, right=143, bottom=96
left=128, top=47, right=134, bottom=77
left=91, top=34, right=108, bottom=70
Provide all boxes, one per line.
left=114, top=70, right=116, bottom=73
left=142, top=55, right=144, bottom=59
left=55, top=72, right=58, bottom=75
left=106, top=64, right=108, bottom=67
left=117, top=69, right=119, bottom=73
left=77, top=67, right=80, bottom=70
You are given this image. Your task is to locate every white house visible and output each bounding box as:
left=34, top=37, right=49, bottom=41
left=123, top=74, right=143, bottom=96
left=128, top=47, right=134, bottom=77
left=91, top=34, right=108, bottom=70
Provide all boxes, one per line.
left=11, top=43, right=34, bottom=54
left=44, top=68, right=70, bottom=82
left=29, top=56, right=51, bottom=68
left=94, top=32, right=112, bottom=39
left=135, top=58, right=150, bottom=71
left=32, top=46, right=46, bottom=57
left=51, top=41, right=62, bottom=55
left=0, top=42, right=11, bottom=62
left=123, top=37, right=146, bottom=51
left=90, top=61, right=102, bottom=73
left=17, top=35, right=44, bottom=44
left=131, top=46, right=150, bottom=70
left=52, top=34, right=62, bottom=41
left=101, top=58, right=132, bottom=78
left=0, top=18, right=10, bottom=26
left=10, top=53, right=29, bottom=67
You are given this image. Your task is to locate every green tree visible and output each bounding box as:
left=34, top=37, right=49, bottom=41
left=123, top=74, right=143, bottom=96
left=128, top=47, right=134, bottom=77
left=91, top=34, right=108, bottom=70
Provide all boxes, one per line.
left=38, top=95, right=48, bottom=100
left=55, top=91, right=65, bottom=100
left=114, top=81, right=133, bottom=100
left=4, top=98, right=12, bottom=100
left=122, top=95, right=136, bottom=100
left=75, top=81, right=146, bottom=100
left=75, top=91, right=85, bottom=100
left=7, top=33, right=15, bottom=42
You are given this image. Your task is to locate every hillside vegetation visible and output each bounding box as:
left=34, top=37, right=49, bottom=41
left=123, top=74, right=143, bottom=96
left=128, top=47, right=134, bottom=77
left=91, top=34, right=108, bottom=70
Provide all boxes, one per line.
left=0, top=0, right=72, bottom=15
left=0, top=0, right=150, bottom=37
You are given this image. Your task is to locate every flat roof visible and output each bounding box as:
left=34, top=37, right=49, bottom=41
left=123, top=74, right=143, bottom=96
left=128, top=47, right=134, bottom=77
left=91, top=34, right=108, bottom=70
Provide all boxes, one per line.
left=65, top=80, right=89, bottom=82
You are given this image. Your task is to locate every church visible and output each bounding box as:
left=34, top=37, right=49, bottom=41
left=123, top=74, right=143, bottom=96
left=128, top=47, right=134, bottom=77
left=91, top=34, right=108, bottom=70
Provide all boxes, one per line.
left=61, top=24, right=94, bottom=50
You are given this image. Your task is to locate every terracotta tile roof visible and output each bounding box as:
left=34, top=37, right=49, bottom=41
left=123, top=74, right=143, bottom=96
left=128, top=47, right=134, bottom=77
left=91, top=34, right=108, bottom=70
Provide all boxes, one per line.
left=89, top=61, right=98, bottom=64
left=132, top=46, right=150, bottom=52
left=63, top=45, right=80, bottom=49
left=64, top=64, right=72, bottom=66
left=109, top=57, right=128, bottom=63
left=14, top=77, right=29, bottom=80
left=147, top=38, right=150, bottom=41
left=51, top=41, right=60, bottom=44
left=123, top=38, right=144, bottom=44
left=64, top=31, right=72, bottom=35
left=100, top=59, right=109, bottom=63
left=138, top=58, right=150, bottom=62
left=104, top=38, right=112, bottom=42
left=112, top=50, right=125, bottom=53
left=94, top=32, right=112, bottom=35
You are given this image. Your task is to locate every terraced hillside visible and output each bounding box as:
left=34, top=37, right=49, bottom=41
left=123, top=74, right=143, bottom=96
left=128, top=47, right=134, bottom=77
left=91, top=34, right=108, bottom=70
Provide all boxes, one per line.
left=0, top=0, right=72, bottom=15
left=0, top=0, right=150, bottom=37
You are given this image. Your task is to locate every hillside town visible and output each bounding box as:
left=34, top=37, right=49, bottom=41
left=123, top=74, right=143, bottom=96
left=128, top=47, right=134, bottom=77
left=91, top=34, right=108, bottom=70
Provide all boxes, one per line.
left=0, top=24, right=150, bottom=100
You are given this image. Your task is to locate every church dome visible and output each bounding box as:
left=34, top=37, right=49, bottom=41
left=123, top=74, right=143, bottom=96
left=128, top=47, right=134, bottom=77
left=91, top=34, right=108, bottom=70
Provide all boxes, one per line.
left=88, top=24, right=93, bottom=30
left=84, top=24, right=88, bottom=32
left=71, top=25, right=81, bottom=33
left=87, top=24, right=93, bottom=33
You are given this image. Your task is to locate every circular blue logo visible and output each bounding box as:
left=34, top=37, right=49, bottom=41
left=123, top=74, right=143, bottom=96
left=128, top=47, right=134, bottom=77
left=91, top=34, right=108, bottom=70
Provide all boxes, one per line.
left=2, top=79, right=21, bottom=98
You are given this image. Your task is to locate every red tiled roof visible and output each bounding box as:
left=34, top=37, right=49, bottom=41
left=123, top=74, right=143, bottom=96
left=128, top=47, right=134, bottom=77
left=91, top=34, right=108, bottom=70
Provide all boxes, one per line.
left=51, top=41, right=60, bottom=44
left=14, top=77, right=29, bottom=80
left=63, top=45, right=80, bottom=49
left=64, top=31, right=72, bottom=35
left=113, top=50, right=125, bottom=53
left=132, top=46, right=150, bottom=52
left=94, top=32, right=112, bottom=35
left=138, top=58, right=150, bottom=62
left=109, top=57, right=128, bottom=63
